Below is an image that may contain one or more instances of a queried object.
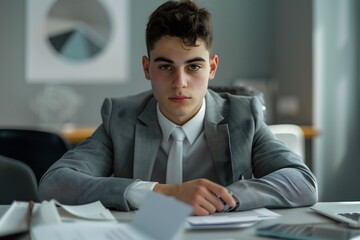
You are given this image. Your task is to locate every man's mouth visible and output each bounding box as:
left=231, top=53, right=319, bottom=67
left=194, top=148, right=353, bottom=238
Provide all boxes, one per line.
left=169, top=95, right=190, bottom=102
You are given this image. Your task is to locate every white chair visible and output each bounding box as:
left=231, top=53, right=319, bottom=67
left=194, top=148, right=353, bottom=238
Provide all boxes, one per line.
left=269, top=124, right=305, bottom=161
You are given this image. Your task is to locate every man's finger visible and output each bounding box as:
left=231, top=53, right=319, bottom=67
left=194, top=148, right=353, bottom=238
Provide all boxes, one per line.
left=214, top=188, right=236, bottom=209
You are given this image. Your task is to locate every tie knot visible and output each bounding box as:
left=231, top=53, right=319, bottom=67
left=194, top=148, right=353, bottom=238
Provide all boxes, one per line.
left=171, top=127, right=185, bottom=142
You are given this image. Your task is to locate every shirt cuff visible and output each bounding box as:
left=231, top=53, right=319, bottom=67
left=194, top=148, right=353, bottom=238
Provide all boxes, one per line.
left=125, top=180, right=158, bottom=209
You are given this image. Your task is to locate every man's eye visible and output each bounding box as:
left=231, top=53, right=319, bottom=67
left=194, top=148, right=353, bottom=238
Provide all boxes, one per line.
left=188, top=64, right=201, bottom=71
left=159, top=65, right=173, bottom=71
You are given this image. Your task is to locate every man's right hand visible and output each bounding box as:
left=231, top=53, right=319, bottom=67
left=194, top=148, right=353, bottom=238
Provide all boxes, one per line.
left=153, top=178, right=236, bottom=216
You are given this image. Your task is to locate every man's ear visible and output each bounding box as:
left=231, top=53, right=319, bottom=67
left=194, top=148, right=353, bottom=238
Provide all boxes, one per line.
left=142, top=55, right=151, bottom=80
left=209, top=54, right=219, bottom=80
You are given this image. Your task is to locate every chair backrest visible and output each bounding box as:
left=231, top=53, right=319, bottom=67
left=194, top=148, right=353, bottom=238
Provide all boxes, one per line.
left=209, top=85, right=265, bottom=104
left=269, top=124, right=305, bottom=160
left=0, top=128, right=70, bottom=183
left=0, top=154, right=40, bottom=204
left=209, top=85, right=267, bottom=121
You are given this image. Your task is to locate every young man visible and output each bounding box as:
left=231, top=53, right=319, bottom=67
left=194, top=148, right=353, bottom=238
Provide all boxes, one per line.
left=39, top=0, right=317, bottom=216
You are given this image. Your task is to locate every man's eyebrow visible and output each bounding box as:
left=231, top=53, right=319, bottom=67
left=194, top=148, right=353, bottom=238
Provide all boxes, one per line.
left=153, top=57, right=206, bottom=63
left=185, top=57, right=206, bottom=63
left=153, top=57, right=174, bottom=63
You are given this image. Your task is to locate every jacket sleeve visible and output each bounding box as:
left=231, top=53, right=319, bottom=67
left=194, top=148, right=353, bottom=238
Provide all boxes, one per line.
left=227, top=97, right=318, bottom=211
left=38, top=98, right=135, bottom=211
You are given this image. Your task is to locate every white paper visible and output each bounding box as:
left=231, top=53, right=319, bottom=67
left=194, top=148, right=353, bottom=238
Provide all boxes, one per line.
left=132, top=192, right=193, bottom=240
left=0, top=199, right=115, bottom=237
left=31, top=192, right=193, bottom=240
left=187, top=208, right=279, bottom=226
left=185, top=221, right=257, bottom=230
left=52, top=200, right=116, bottom=221
left=0, top=202, right=29, bottom=237
left=31, top=222, right=152, bottom=240
left=350, top=235, right=360, bottom=240
left=30, top=200, right=61, bottom=226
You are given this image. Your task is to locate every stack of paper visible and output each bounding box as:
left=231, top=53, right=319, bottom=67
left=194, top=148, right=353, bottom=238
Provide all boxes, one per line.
left=0, top=192, right=193, bottom=240
left=187, top=208, right=280, bottom=229
left=31, top=193, right=192, bottom=240
left=0, top=199, right=116, bottom=238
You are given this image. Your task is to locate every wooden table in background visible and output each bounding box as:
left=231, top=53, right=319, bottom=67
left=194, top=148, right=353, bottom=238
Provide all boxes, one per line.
left=60, top=127, right=97, bottom=144
left=60, top=125, right=319, bottom=145
left=300, top=125, right=320, bottom=139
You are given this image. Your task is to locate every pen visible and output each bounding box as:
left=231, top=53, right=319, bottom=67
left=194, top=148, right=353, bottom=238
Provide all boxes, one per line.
left=26, top=201, right=34, bottom=228
left=217, top=190, right=239, bottom=212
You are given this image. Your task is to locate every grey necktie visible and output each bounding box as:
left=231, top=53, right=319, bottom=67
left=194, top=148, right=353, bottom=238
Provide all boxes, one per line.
left=166, top=127, right=186, bottom=184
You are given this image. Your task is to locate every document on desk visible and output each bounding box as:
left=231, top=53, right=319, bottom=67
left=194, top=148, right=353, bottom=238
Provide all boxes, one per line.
left=187, top=208, right=279, bottom=229
left=53, top=200, right=116, bottom=221
left=32, top=222, right=151, bottom=240
left=0, top=199, right=116, bottom=237
left=31, top=192, right=193, bottom=240
left=0, top=201, right=31, bottom=237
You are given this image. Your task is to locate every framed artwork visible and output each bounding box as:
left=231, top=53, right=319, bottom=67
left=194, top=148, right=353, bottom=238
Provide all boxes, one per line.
left=26, top=0, right=129, bottom=84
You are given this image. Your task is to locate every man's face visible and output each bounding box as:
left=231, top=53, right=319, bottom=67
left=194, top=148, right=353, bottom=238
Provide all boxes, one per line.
left=142, top=36, right=218, bottom=125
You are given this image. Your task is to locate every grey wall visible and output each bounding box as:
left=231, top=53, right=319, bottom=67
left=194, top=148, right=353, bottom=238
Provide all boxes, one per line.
left=0, top=0, right=275, bottom=127
left=272, top=0, right=313, bottom=125
left=1, top=0, right=312, bottom=128
left=313, top=0, right=360, bottom=201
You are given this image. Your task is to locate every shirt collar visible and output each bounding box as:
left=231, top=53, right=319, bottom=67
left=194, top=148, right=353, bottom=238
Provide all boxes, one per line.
left=157, top=98, right=205, bottom=144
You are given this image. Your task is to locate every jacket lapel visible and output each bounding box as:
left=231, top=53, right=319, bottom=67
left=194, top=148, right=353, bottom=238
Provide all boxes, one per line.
left=205, top=91, right=234, bottom=185
left=205, top=123, right=233, bottom=185
left=133, top=98, right=162, bottom=180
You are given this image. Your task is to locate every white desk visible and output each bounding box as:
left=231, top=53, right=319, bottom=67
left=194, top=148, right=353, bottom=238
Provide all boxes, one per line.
left=0, top=204, right=345, bottom=240
left=112, top=207, right=334, bottom=240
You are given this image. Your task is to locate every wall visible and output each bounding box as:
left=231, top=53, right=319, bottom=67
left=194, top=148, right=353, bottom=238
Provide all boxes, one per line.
left=313, top=0, right=360, bottom=201
left=272, top=0, right=313, bottom=125
left=0, top=0, right=276, bottom=128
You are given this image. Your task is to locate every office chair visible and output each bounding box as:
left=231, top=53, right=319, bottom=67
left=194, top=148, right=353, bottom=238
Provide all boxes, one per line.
left=209, top=87, right=304, bottom=160
left=0, top=128, right=70, bottom=183
left=209, top=85, right=265, bottom=103
left=0, top=154, right=40, bottom=204
left=209, top=85, right=267, bottom=120
left=269, top=124, right=305, bottom=160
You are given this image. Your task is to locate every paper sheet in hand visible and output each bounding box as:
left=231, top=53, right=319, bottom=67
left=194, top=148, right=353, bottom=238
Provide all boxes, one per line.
left=187, top=208, right=279, bottom=228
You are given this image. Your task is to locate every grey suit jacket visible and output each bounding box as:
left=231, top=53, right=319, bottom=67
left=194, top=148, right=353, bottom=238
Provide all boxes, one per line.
left=39, top=90, right=318, bottom=211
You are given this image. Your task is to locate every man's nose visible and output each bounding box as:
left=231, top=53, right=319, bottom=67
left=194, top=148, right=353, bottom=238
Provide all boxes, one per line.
left=172, top=70, right=188, bottom=88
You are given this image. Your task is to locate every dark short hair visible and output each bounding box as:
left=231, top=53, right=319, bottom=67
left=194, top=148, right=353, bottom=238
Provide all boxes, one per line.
left=145, top=0, right=213, bottom=56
